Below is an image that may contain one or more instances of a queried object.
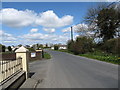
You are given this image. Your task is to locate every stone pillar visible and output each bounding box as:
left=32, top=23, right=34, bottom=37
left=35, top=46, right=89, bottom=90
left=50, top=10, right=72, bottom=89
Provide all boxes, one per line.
left=15, top=46, right=29, bottom=79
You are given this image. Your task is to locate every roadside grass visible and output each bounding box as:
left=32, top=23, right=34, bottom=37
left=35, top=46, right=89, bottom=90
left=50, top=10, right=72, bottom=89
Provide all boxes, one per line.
left=55, top=49, right=120, bottom=64
left=79, top=51, right=119, bottom=64
left=55, top=49, right=74, bottom=54
left=44, top=52, right=51, bottom=59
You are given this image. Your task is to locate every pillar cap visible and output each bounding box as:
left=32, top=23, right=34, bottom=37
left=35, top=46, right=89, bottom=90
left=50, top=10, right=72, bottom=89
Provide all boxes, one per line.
left=15, top=46, right=29, bottom=53
left=36, top=49, right=42, bottom=52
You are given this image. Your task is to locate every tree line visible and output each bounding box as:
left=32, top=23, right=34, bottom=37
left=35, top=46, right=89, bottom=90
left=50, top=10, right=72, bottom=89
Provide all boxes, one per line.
left=0, top=44, right=12, bottom=52
left=67, top=3, right=120, bottom=56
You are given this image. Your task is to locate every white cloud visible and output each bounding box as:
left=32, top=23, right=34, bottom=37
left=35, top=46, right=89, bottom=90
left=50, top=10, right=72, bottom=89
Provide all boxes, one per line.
left=30, top=28, right=38, bottom=33
left=21, top=32, right=69, bottom=44
left=62, top=27, right=71, bottom=33
left=36, top=10, right=73, bottom=28
left=0, top=30, right=16, bottom=43
left=62, top=23, right=96, bottom=38
left=0, top=29, right=70, bottom=45
left=0, top=8, right=73, bottom=28
left=0, top=8, right=36, bottom=27
left=43, top=28, right=55, bottom=33
left=62, top=23, right=89, bottom=33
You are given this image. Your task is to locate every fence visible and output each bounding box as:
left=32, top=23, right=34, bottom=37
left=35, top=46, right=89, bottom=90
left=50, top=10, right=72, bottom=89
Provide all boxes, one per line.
left=0, top=46, right=43, bottom=88
left=1, top=53, right=16, bottom=60
left=0, top=46, right=29, bottom=87
left=0, top=58, right=22, bottom=83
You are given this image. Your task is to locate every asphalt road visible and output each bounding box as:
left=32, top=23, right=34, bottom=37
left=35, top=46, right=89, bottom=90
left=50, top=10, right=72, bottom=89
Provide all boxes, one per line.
left=34, top=50, right=118, bottom=88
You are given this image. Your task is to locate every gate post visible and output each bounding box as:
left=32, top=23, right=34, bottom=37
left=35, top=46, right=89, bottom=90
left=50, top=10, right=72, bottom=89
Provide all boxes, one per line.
left=15, top=46, right=29, bottom=79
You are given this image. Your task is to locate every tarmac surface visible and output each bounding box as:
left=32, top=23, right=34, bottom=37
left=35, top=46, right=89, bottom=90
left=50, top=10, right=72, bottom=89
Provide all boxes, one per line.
left=20, top=50, right=118, bottom=88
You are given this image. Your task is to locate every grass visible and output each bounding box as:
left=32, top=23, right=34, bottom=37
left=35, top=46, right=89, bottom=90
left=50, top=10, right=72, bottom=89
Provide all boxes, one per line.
left=55, top=49, right=120, bottom=64
left=43, top=52, right=51, bottom=59
left=79, top=51, right=119, bottom=64
left=55, top=49, right=74, bottom=54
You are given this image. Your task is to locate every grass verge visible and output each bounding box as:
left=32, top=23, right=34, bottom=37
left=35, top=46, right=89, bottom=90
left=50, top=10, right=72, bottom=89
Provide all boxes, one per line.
left=55, top=49, right=119, bottom=64
left=44, top=52, right=51, bottom=59
left=79, top=51, right=119, bottom=64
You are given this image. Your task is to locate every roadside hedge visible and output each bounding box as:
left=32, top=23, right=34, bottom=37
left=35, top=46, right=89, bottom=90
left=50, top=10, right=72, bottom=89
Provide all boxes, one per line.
left=101, top=37, right=120, bottom=56
left=67, top=36, right=94, bottom=55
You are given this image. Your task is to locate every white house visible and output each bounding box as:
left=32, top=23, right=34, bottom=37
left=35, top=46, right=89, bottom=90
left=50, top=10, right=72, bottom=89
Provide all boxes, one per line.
left=59, top=45, right=67, bottom=50
left=51, top=46, right=54, bottom=50
left=51, top=45, right=67, bottom=50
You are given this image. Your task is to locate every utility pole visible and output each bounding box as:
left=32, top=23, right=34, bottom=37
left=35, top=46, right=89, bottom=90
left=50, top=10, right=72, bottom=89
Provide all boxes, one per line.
left=71, top=26, right=73, bottom=41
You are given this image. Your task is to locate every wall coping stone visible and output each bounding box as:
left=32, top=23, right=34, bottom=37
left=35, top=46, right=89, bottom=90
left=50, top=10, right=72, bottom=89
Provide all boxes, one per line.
left=15, top=46, right=29, bottom=53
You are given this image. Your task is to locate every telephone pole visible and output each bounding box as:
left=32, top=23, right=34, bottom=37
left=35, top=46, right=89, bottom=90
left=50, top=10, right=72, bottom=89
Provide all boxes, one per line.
left=71, top=26, right=73, bottom=41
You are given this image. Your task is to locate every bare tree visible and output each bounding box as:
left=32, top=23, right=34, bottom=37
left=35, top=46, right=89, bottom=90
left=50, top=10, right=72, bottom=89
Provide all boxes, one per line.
left=84, top=3, right=120, bottom=42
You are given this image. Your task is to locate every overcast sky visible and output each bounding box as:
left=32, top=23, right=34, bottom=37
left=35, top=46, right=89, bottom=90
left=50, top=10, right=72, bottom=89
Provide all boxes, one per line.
left=0, top=2, right=110, bottom=46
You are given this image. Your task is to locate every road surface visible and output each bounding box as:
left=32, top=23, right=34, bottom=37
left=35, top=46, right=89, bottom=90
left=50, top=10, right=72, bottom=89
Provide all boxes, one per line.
left=30, top=50, right=118, bottom=88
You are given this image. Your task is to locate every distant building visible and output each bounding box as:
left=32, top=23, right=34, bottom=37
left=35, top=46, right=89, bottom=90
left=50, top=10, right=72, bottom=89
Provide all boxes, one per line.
left=11, top=46, right=20, bottom=52
left=43, top=44, right=46, bottom=48
left=59, top=45, right=67, bottom=50
left=5, top=48, right=9, bottom=52
left=51, top=45, right=67, bottom=50
left=51, top=46, right=54, bottom=50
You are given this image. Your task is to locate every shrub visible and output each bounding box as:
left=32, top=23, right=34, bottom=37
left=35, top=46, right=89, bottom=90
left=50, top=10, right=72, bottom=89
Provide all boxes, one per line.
left=115, top=38, right=120, bottom=56
left=0, top=44, right=6, bottom=52
left=67, top=40, right=75, bottom=52
left=44, top=52, right=51, bottom=59
left=100, top=37, right=120, bottom=56
left=27, top=47, right=35, bottom=52
left=72, top=39, right=84, bottom=55
left=74, top=36, right=94, bottom=54
left=54, top=45, right=59, bottom=50
left=8, top=46, right=12, bottom=52
left=67, top=36, right=94, bottom=55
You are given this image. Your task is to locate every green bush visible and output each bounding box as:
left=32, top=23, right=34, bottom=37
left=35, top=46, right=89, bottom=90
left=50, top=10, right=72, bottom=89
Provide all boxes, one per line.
left=73, top=41, right=83, bottom=55
left=44, top=52, right=51, bottom=59
left=8, top=46, right=12, bottom=52
left=74, top=36, right=94, bottom=54
left=54, top=45, right=59, bottom=50
left=114, top=38, right=120, bottom=56
left=0, top=44, right=6, bottom=52
left=67, top=36, right=94, bottom=55
left=101, top=37, right=120, bottom=56
left=27, top=47, right=35, bottom=52
left=67, top=40, right=75, bottom=52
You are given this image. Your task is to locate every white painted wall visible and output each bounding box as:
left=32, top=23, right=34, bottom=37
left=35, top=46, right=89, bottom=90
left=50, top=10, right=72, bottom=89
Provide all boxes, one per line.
left=51, top=47, right=54, bottom=50
left=59, top=46, right=67, bottom=50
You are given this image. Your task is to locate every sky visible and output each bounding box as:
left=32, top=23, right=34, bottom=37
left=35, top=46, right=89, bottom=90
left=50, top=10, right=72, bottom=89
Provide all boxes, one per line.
left=0, top=2, right=108, bottom=46
left=2, top=0, right=118, bottom=2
